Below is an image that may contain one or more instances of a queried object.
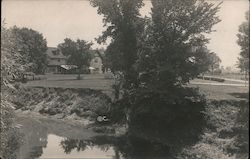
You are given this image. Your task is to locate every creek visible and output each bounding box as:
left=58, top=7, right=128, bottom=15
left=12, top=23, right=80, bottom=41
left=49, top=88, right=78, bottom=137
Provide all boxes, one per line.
left=14, top=113, right=172, bottom=159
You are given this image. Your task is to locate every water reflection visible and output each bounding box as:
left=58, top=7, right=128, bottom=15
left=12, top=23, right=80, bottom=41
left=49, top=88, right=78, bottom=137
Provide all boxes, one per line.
left=40, top=134, right=117, bottom=159
left=59, top=135, right=172, bottom=159
left=60, top=138, right=90, bottom=154
left=60, top=138, right=113, bottom=154
left=16, top=116, right=172, bottom=159
left=16, top=119, right=48, bottom=159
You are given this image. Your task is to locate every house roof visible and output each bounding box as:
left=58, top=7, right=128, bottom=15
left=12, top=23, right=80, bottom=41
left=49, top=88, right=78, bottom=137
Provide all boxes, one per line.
left=46, top=47, right=66, bottom=59
left=60, top=65, right=77, bottom=70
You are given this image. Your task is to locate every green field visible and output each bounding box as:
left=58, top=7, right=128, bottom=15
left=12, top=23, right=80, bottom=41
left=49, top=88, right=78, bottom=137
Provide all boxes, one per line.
left=24, top=74, right=248, bottom=101
left=190, top=83, right=248, bottom=100
left=24, top=74, right=113, bottom=90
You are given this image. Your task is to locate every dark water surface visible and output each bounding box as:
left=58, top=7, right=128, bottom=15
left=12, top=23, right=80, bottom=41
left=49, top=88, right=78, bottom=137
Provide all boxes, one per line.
left=15, top=113, right=171, bottom=159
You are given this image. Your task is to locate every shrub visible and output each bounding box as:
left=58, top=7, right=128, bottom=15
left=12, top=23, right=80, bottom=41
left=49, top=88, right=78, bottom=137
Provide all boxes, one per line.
left=233, top=100, right=249, bottom=154
left=104, top=72, right=115, bottom=79
left=0, top=98, right=22, bottom=159
left=197, top=76, right=225, bottom=82
left=180, top=143, right=233, bottom=159
left=11, top=87, right=112, bottom=121
left=112, top=87, right=207, bottom=148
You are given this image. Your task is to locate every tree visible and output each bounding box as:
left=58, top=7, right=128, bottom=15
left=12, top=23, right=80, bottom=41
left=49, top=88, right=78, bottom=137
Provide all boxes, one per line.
left=11, top=26, right=48, bottom=74
left=90, top=0, right=144, bottom=91
left=193, top=47, right=217, bottom=75
left=207, top=52, right=221, bottom=75
left=237, top=11, right=249, bottom=80
left=128, top=0, right=222, bottom=147
left=1, top=24, right=25, bottom=159
left=58, top=38, right=92, bottom=79
left=138, top=0, right=221, bottom=85
left=91, top=0, right=222, bottom=148
left=95, top=48, right=107, bottom=73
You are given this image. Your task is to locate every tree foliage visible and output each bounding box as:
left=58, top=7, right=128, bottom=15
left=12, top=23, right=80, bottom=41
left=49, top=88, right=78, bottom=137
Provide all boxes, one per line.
left=95, top=48, right=108, bottom=72
left=58, top=38, right=92, bottom=79
left=132, top=0, right=221, bottom=146
left=193, top=47, right=219, bottom=75
left=207, top=52, right=221, bottom=74
left=237, top=10, right=249, bottom=76
left=1, top=26, right=27, bottom=85
left=91, top=0, right=221, bottom=148
left=90, top=0, right=144, bottom=90
left=1, top=24, right=24, bottom=159
left=138, top=0, right=221, bottom=86
left=11, top=26, right=48, bottom=74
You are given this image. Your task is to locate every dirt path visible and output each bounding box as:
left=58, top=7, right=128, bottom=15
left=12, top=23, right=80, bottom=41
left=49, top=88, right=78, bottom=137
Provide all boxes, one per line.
left=190, top=81, right=248, bottom=87
left=204, top=75, right=248, bottom=83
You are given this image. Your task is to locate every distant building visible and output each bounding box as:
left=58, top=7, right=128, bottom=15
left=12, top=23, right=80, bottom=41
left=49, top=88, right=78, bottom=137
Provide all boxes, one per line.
left=89, top=50, right=103, bottom=74
left=45, top=47, right=104, bottom=74
left=45, top=47, right=67, bottom=73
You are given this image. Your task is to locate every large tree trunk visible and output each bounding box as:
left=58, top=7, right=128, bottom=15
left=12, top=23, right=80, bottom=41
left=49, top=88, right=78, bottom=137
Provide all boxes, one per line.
left=211, top=65, right=214, bottom=75
left=77, top=66, right=81, bottom=80
left=244, top=69, right=248, bottom=87
left=114, top=147, right=120, bottom=159
left=114, top=83, right=121, bottom=101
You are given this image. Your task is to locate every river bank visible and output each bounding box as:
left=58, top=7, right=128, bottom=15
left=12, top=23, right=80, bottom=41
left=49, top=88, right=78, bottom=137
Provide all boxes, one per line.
left=12, top=86, right=111, bottom=123
left=13, top=111, right=172, bottom=159
left=11, top=86, right=128, bottom=135
left=9, top=83, right=249, bottom=159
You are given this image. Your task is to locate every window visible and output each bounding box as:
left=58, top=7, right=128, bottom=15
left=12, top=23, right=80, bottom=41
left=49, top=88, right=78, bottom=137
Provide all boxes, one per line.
left=57, top=59, right=60, bottom=62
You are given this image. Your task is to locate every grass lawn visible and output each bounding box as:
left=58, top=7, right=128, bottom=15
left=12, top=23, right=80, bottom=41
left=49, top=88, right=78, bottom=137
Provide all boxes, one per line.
left=206, top=73, right=248, bottom=80
left=190, top=83, right=249, bottom=101
left=24, top=74, right=248, bottom=101
left=24, top=74, right=114, bottom=90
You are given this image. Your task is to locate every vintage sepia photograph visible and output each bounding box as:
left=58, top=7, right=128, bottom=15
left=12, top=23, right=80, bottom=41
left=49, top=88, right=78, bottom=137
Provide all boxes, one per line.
left=1, top=0, right=249, bottom=159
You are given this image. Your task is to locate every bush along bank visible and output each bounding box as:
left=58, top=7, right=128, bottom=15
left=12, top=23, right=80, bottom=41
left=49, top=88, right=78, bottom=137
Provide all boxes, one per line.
left=11, top=86, right=112, bottom=126
left=197, top=76, right=225, bottom=82
left=179, top=99, right=249, bottom=159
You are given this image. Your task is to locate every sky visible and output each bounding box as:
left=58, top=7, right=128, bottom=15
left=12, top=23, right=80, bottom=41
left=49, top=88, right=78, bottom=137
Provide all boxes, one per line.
left=1, top=0, right=249, bottom=67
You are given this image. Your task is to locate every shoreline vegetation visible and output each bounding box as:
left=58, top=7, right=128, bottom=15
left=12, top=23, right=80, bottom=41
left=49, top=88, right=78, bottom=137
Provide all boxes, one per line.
left=10, top=83, right=249, bottom=158
left=11, top=86, right=120, bottom=132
